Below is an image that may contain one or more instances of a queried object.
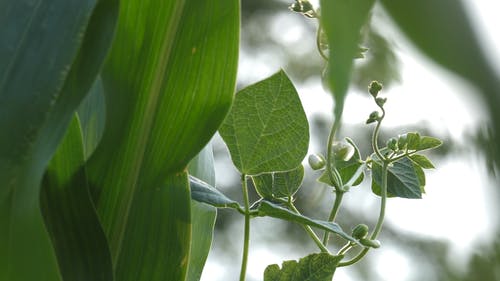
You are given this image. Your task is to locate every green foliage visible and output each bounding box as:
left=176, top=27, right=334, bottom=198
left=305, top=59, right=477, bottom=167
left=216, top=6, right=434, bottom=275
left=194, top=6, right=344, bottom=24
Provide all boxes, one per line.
left=219, top=70, right=310, bottom=175
left=0, top=0, right=118, bottom=279
left=252, top=165, right=305, bottom=200
left=40, top=116, right=112, bottom=281
left=372, top=157, right=422, bottom=199
left=319, top=0, right=375, bottom=119
left=264, top=253, right=343, bottom=281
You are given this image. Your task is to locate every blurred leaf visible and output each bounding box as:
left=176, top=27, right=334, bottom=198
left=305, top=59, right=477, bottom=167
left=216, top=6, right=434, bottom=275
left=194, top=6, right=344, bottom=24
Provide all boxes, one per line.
left=85, top=0, right=239, bottom=279
left=219, top=70, right=309, bottom=175
left=319, top=0, right=375, bottom=120
left=0, top=0, right=118, bottom=279
left=264, top=253, right=343, bottom=281
left=190, top=176, right=242, bottom=210
left=187, top=144, right=217, bottom=281
left=252, top=165, right=305, bottom=199
left=257, top=200, right=358, bottom=243
left=40, top=115, right=112, bottom=281
left=372, top=157, right=421, bottom=199
left=409, top=154, right=435, bottom=169
left=380, top=0, right=500, bottom=163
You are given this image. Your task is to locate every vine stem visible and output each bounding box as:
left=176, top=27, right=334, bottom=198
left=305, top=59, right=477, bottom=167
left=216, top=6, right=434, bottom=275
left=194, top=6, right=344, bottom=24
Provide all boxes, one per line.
left=338, top=160, right=388, bottom=267
left=239, top=174, right=250, bottom=281
left=338, top=110, right=389, bottom=267
left=322, top=190, right=344, bottom=245
left=288, top=199, right=329, bottom=253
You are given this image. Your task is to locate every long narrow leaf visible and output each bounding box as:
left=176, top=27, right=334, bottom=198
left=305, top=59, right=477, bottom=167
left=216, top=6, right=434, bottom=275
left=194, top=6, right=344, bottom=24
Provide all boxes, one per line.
left=187, top=144, right=217, bottom=281
left=85, top=0, right=240, bottom=279
left=319, top=0, right=375, bottom=120
left=40, top=115, right=113, bottom=281
left=0, top=1, right=118, bottom=280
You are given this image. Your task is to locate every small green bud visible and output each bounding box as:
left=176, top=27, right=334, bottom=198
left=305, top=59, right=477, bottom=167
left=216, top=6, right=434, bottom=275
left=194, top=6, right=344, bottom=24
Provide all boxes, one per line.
left=398, top=134, right=408, bottom=150
left=366, top=111, right=380, bottom=124
left=352, top=224, right=369, bottom=239
left=308, top=153, right=326, bottom=170
left=360, top=238, right=381, bottom=249
left=332, top=141, right=355, bottom=161
left=368, top=81, right=383, bottom=97
left=289, top=0, right=316, bottom=18
left=387, top=138, right=398, bottom=151
left=375, top=97, right=387, bottom=107
left=406, top=132, right=421, bottom=150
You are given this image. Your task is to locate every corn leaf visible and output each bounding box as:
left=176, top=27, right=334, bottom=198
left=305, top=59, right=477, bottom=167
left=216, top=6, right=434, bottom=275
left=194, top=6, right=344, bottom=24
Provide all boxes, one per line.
left=0, top=1, right=118, bottom=280
left=40, top=115, right=113, bottom=281
left=85, top=0, right=239, bottom=279
left=187, top=144, right=217, bottom=281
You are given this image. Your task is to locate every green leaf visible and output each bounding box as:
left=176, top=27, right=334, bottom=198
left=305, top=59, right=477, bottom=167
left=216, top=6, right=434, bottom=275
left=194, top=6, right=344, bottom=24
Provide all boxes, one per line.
left=319, top=0, right=375, bottom=119
left=252, top=165, right=305, bottom=199
left=84, top=0, right=239, bottom=279
left=412, top=162, right=426, bottom=194
left=219, top=70, right=309, bottom=175
left=372, top=157, right=422, bottom=199
left=187, top=144, right=217, bottom=281
left=417, top=136, right=443, bottom=151
left=409, top=154, right=435, bottom=169
left=318, top=138, right=364, bottom=188
left=115, top=173, right=191, bottom=281
left=190, top=176, right=242, bottom=210
left=264, top=253, right=343, bottom=281
left=257, top=201, right=358, bottom=243
left=0, top=1, right=118, bottom=279
left=40, top=115, right=112, bottom=281
left=77, top=77, right=106, bottom=161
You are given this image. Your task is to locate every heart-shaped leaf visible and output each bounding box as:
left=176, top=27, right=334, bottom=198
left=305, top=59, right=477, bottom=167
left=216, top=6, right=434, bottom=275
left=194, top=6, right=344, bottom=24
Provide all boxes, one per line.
left=372, top=157, right=422, bottom=199
left=252, top=165, right=305, bottom=199
left=219, top=70, right=309, bottom=175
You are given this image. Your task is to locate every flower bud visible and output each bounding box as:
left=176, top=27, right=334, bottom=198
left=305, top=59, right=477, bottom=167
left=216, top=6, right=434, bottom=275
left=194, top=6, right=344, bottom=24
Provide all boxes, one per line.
left=332, top=141, right=355, bottom=161
left=386, top=138, right=398, bottom=151
left=366, top=111, right=380, bottom=124
left=308, top=153, right=326, bottom=170
left=352, top=224, right=369, bottom=239
left=375, top=97, right=387, bottom=107
left=369, top=81, right=383, bottom=98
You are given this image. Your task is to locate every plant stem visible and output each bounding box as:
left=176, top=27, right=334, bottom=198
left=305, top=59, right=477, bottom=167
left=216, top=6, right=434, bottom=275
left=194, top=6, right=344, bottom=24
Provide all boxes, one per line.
left=239, top=174, right=251, bottom=281
left=371, top=110, right=386, bottom=161
left=338, top=161, right=388, bottom=267
left=322, top=191, right=344, bottom=245
left=288, top=199, right=329, bottom=253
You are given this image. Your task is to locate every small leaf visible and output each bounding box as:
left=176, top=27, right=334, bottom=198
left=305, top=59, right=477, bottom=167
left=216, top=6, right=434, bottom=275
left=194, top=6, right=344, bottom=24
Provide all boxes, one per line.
left=264, top=253, right=343, bottom=281
left=189, top=176, right=242, bottom=210
left=372, top=157, right=421, bottom=199
left=252, top=165, right=305, bottom=199
left=417, top=136, right=443, bottom=151
left=219, top=70, right=309, bottom=175
left=257, top=201, right=358, bottom=243
left=409, top=154, right=435, bottom=169
left=406, top=132, right=421, bottom=150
